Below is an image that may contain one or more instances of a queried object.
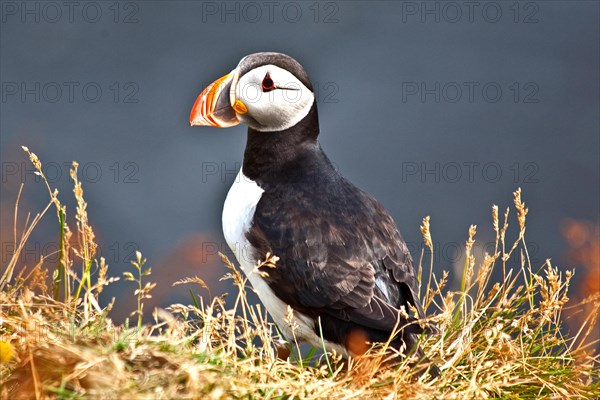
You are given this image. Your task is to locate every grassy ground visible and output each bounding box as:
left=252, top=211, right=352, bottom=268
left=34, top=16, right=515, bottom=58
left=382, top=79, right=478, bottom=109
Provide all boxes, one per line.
left=0, top=147, right=598, bottom=399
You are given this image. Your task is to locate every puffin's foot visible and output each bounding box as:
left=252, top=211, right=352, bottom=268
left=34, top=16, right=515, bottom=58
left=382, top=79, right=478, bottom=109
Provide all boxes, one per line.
left=275, top=340, right=291, bottom=360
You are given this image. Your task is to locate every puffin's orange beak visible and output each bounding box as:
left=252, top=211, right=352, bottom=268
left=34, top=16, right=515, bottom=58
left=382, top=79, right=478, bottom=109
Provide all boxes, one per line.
left=190, top=70, right=240, bottom=127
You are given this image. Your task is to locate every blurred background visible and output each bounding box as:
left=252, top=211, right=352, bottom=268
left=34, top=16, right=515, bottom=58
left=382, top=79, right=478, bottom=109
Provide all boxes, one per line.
left=1, top=1, right=598, bottom=343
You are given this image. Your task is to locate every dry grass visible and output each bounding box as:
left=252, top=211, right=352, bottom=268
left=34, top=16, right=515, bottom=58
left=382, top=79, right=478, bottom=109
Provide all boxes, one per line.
left=0, top=148, right=599, bottom=399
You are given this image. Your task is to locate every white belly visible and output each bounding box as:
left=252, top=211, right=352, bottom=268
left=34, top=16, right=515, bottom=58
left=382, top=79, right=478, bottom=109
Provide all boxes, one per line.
left=222, top=169, right=347, bottom=355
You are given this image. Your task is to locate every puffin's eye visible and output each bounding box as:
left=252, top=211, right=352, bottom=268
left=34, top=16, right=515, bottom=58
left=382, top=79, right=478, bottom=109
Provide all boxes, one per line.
left=261, top=72, right=276, bottom=92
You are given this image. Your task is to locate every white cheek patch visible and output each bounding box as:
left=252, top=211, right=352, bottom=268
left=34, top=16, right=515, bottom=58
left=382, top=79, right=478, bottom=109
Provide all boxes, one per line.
left=235, top=65, right=315, bottom=132
left=239, top=83, right=261, bottom=104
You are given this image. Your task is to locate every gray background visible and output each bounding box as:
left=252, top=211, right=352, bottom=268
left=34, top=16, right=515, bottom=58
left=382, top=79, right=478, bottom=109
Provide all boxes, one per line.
left=1, top=1, right=598, bottom=320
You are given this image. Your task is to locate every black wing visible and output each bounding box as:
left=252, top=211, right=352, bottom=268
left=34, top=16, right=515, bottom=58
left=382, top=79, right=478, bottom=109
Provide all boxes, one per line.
left=246, top=175, right=428, bottom=336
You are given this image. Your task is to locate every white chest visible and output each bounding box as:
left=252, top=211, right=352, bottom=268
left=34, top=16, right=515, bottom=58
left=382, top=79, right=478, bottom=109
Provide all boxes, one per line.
left=222, top=169, right=264, bottom=269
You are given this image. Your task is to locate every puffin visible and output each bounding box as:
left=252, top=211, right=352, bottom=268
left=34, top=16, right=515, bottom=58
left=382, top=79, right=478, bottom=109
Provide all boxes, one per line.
left=190, top=52, right=437, bottom=375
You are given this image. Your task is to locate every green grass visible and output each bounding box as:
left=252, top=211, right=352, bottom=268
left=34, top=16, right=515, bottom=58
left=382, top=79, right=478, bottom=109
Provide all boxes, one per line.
left=0, top=147, right=598, bottom=399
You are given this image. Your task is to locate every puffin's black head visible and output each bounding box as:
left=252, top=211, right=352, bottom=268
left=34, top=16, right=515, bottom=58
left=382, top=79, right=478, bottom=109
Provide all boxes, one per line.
left=190, top=52, right=316, bottom=133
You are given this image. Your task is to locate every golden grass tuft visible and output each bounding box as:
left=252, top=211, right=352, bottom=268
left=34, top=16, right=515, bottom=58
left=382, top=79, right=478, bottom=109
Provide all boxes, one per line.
left=0, top=148, right=598, bottom=399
